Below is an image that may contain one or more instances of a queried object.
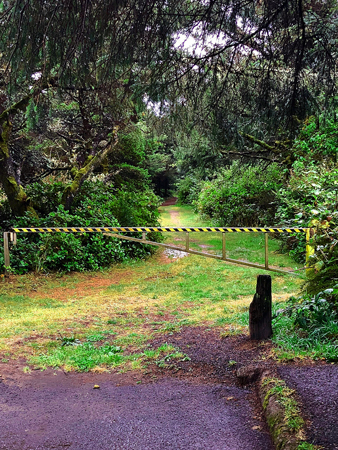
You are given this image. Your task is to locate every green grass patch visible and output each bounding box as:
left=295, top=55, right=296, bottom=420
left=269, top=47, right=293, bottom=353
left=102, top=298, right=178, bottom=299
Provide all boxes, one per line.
left=29, top=341, right=186, bottom=372
left=272, top=308, right=338, bottom=362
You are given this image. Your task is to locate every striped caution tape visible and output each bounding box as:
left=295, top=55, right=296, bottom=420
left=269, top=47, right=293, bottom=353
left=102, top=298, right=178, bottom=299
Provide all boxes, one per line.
left=11, top=227, right=307, bottom=234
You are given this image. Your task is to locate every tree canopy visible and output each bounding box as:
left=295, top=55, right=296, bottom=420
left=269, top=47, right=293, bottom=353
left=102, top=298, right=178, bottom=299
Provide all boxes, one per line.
left=0, top=0, right=337, bottom=219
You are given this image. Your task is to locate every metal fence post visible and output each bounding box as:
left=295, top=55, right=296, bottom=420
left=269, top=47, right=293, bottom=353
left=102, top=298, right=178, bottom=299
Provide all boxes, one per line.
left=305, top=228, right=314, bottom=276
left=185, top=232, right=189, bottom=252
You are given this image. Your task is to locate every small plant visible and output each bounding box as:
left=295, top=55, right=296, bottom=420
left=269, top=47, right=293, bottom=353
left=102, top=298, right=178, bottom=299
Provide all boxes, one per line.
left=275, top=288, right=338, bottom=333
left=61, top=336, right=81, bottom=347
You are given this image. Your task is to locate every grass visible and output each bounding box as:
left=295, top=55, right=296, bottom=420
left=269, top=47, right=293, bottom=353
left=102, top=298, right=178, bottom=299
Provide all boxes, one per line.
left=0, top=204, right=307, bottom=372
left=271, top=304, right=338, bottom=362
left=159, top=205, right=301, bottom=270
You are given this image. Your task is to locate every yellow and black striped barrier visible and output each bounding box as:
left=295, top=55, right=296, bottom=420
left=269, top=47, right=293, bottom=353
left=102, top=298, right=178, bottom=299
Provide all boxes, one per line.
left=4, top=226, right=310, bottom=276
left=11, top=226, right=307, bottom=234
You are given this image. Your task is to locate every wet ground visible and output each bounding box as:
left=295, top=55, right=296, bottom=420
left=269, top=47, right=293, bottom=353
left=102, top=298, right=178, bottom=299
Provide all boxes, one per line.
left=0, top=327, right=337, bottom=449
left=0, top=328, right=274, bottom=450
left=279, top=365, right=338, bottom=450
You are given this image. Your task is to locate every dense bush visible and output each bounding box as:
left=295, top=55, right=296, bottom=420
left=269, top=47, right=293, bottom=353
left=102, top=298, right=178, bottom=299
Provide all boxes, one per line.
left=273, top=288, right=338, bottom=361
left=176, top=175, right=202, bottom=205
left=277, top=288, right=338, bottom=331
left=0, top=181, right=161, bottom=274
left=276, top=160, right=338, bottom=265
left=195, top=163, right=282, bottom=226
left=292, top=117, right=338, bottom=160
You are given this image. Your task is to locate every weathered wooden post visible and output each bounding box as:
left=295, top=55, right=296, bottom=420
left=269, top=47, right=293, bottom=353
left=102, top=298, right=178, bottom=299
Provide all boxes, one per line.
left=249, top=274, right=272, bottom=340
left=264, top=233, right=269, bottom=269
left=3, top=232, right=10, bottom=277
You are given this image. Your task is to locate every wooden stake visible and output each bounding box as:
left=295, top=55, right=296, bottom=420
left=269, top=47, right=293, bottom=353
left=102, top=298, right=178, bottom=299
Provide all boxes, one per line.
left=3, top=232, right=10, bottom=277
left=185, top=232, right=189, bottom=252
left=249, top=275, right=272, bottom=340
left=264, top=233, right=269, bottom=269
left=222, top=233, right=226, bottom=260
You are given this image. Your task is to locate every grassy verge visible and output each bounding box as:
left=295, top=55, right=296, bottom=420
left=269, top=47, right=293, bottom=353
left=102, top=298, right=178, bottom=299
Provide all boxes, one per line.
left=0, top=205, right=307, bottom=372
left=271, top=305, right=338, bottom=362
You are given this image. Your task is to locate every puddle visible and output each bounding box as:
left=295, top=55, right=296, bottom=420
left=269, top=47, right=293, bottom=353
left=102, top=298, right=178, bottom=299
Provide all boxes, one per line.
left=163, top=248, right=187, bottom=259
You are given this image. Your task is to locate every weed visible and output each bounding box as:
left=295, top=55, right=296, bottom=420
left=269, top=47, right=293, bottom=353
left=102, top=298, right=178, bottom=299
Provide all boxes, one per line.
left=61, top=336, right=81, bottom=347
left=298, top=443, right=322, bottom=450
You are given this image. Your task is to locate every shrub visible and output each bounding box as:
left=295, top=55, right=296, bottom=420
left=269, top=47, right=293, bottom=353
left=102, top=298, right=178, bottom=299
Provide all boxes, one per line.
left=195, top=163, right=282, bottom=226
left=276, top=160, right=338, bottom=265
left=0, top=181, right=161, bottom=274
left=176, top=175, right=202, bottom=205
left=273, top=288, right=338, bottom=361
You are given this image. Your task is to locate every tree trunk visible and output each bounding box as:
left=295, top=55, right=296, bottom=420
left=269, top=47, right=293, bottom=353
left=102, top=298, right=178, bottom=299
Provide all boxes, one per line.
left=249, top=274, right=272, bottom=340
left=0, top=119, right=35, bottom=216
left=0, top=84, right=55, bottom=217
left=62, top=128, right=119, bottom=210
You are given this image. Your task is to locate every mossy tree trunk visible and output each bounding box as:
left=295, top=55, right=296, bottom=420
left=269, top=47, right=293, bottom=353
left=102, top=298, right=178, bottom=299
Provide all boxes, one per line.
left=0, top=80, right=57, bottom=217
left=0, top=98, right=35, bottom=217
left=62, top=126, right=119, bottom=210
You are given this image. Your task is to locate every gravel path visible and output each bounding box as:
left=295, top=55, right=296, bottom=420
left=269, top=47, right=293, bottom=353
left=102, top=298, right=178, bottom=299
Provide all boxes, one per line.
left=0, top=373, right=273, bottom=450
left=278, top=365, right=338, bottom=450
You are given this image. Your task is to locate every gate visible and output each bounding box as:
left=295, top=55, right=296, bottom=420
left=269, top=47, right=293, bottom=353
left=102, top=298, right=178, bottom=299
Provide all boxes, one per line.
left=3, top=226, right=310, bottom=275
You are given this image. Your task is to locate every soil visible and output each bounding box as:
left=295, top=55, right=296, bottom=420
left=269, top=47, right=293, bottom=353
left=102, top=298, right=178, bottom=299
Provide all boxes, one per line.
left=278, top=365, right=338, bottom=450
left=161, top=197, right=178, bottom=206
left=0, top=327, right=274, bottom=450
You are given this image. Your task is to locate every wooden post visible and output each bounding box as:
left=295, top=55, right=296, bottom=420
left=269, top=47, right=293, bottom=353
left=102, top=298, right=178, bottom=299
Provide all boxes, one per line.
left=222, top=233, right=226, bottom=260
left=3, top=232, right=10, bottom=277
left=10, top=232, right=17, bottom=245
left=305, top=228, right=314, bottom=277
left=264, top=233, right=269, bottom=269
left=185, top=232, right=189, bottom=252
left=249, top=274, right=272, bottom=340
left=142, top=232, right=146, bottom=241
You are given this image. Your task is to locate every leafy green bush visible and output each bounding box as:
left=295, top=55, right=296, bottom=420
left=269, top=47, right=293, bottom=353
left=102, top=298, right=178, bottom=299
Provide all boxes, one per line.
left=195, top=163, right=282, bottom=226
left=176, top=176, right=202, bottom=205
left=292, top=117, right=338, bottom=159
left=273, top=288, right=338, bottom=362
left=305, top=217, right=338, bottom=294
left=276, top=160, right=338, bottom=264
left=0, top=181, right=161, bottom=274
left=277, top=288, right=338, bottom=331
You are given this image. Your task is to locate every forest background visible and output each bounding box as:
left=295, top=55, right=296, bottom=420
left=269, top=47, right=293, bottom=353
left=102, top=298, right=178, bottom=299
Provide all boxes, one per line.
left=0, top=0, right=338, bottom=334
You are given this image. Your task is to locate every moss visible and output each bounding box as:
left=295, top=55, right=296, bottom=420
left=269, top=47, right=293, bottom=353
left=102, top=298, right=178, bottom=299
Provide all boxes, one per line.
left=0, top=121, right=12, bottom=159
left=0, top=96, right=30, bottom=127
left=263, top=377, right=304, bottom=432
left=261, top=375, right=315, bottom=450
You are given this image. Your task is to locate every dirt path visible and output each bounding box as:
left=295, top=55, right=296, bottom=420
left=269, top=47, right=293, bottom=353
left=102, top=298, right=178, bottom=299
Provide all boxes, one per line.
left=0, top=328, right=274, bottom=450
left=161, top=197, right=178, bottom=206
